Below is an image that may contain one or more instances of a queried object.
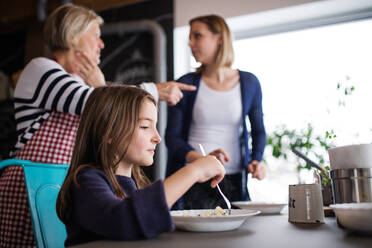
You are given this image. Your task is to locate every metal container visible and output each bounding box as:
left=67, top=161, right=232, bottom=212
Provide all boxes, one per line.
left=330, top=168, right=372, bottom=203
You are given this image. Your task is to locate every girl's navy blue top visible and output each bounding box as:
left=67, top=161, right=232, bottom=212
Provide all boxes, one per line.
left=64, top=168, right=174, bottom=246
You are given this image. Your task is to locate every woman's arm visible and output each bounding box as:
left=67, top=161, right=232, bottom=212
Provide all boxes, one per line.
left=138, top=81, right=196, bottom=106
left=244, top=77, right=266, bottom=180
left=164, top=77, right=197, bottom=171
left=14, top=58, right=94, bottom=116
left=247, top=75, right=266, bottom=162
left=155, top=81, right=196, bottom=106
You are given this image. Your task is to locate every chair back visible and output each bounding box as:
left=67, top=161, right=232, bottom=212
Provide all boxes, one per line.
left=0, top=159, right=68, bottom=248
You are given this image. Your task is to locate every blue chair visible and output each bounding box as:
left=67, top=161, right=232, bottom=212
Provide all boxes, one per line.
left=0, top=159, right=69, bottom=248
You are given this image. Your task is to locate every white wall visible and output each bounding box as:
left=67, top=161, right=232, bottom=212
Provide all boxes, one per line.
left=173, top=0, right=323, bottom=77
left=174, top=0, right=322, bottom=27
left=173, top=0, right=372, bottom=78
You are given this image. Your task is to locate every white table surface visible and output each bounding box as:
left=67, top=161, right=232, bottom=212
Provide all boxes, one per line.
left=71, top=213, right=372, bottom=248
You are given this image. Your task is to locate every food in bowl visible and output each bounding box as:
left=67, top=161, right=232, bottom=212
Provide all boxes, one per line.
left=183, top=206, right=228, bottom=217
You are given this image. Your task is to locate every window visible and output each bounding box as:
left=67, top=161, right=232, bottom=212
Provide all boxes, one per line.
left=234, top=18, right=372, bottom=202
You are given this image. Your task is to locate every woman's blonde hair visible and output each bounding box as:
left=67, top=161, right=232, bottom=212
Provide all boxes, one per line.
left=57, top=86, right=155, bottom=224
left=190, top=14, right=234, bottom=73
left=44, top=3, right=103, bottom=52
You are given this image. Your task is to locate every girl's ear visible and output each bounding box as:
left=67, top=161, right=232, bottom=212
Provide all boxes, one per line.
left=107, top=138, right=112, bottom=144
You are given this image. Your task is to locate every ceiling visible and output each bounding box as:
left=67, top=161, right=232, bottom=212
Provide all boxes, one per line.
left=0, top=0, right=145, bottom=34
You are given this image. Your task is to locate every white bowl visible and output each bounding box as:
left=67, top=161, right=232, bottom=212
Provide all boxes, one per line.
left=330, top=203, right=372, bottom=233
left=170, top=209, right=260, bottom=232
left=328, top=144, right=372, bottom=170
left=231, top=201, right=287, bottom=214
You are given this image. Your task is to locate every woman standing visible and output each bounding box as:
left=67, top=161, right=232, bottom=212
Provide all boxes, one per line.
left=0, top=4, right=194, bottom=247
left=165, top=14, right=266, bottom=210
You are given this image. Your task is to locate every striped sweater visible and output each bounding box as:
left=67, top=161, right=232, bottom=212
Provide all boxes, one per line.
left=12, top=57, right=157, bottom=156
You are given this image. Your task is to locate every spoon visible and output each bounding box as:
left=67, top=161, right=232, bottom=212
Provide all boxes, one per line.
left=198, top=144, right=232, bottom=215
left=291, top=147, right=326, bottom=173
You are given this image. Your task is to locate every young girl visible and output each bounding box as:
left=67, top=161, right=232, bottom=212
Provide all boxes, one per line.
left=56, top=86, right=225, bottom=246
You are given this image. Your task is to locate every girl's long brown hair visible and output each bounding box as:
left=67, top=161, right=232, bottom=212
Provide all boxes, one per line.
left=57, top=86, right=155, bottom=224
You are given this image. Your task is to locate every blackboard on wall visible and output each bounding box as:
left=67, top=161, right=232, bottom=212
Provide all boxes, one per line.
left=99, top=0, right=174, bottom=181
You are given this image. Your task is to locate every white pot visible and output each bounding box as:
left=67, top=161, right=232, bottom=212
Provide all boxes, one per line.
left=328, top=144, right=372, bottom=170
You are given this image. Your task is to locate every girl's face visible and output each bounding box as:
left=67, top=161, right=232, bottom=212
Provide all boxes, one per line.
left=75, top=22, right=104, bottom=65
left=188, top=21, right=221, bottom=66
left=124, top=100, right=161, bottom=167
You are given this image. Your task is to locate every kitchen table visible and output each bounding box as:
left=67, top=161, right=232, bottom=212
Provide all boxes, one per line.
left=71, top=213, right=372, bottom=248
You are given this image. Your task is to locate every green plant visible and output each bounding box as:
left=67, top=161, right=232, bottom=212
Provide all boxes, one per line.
left=266, top=123, right=334, bottom=186
left=319, top=165, right=331, bottom=186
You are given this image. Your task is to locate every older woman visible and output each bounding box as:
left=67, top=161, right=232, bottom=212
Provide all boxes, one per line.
left=165, top=15, right=266, bottom=210
left=0, top=4, right=194, bottom=247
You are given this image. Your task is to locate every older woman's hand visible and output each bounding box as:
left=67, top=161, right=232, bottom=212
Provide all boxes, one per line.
left=75, top=51, right=106, bottom=88
left=156, top=82, right=196, bottom=106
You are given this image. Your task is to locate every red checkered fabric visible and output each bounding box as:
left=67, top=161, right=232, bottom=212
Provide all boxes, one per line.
left=0, top=111, right=79, bottom=248
left=16, top=112, right=79, bottom=164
